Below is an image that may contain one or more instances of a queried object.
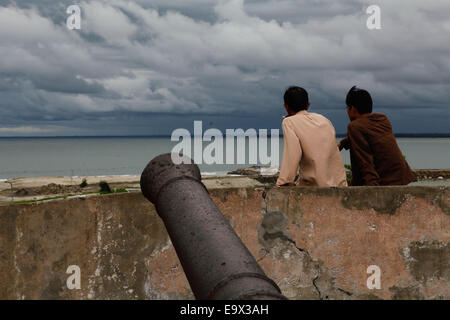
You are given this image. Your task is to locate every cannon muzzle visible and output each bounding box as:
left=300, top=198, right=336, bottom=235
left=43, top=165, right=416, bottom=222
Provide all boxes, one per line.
left=140, top=153, right=287, bottom=300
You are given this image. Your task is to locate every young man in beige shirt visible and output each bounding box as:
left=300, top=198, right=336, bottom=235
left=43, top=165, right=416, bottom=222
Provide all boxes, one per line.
left=277, top=86, right=347, bottom=187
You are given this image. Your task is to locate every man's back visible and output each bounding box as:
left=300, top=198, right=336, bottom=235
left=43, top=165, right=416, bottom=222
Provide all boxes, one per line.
left=344, top=113, right=415, bottom=186
left=277, top=110, right=347, bottom=187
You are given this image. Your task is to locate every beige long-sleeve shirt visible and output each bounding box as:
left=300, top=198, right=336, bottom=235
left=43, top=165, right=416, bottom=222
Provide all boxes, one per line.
left=276, top=110, right=347, bottom=187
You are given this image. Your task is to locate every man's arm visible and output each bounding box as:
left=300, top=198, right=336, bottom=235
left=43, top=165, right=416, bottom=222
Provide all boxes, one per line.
left=277, top=119, right=302, bottom=186
left=338, top=137, right=350, bottom=151
left=348, top=125, right=380, bottom=186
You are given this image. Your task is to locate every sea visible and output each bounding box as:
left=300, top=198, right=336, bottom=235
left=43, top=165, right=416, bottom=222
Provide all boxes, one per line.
left=0, top=136, right=449, bottom=180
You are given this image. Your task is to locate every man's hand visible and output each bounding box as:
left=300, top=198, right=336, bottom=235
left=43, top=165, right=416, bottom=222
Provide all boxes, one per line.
left=338, top=137, right=350, bottom=151
left=277, top=182, right=295, bottom=187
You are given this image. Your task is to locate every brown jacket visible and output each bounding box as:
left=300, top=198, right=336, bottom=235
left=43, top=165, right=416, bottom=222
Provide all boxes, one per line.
left=340, top=113, right=416, bottom=186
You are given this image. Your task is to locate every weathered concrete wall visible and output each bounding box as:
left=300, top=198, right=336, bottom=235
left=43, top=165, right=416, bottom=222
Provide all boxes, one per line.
left=0, top=186, right=448, bottom=300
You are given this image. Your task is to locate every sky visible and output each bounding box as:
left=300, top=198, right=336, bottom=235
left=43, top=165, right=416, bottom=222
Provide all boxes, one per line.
left=0, top=0, right=449, bottom=136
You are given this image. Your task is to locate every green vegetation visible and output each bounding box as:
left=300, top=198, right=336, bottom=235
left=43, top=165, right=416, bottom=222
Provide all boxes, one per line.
left=80, top=178, right=88, bottom=188
left=12, top=194, right=74, bottom=205
left=99, top=181, right=112, bottom=193
left=9, top=189, right=128, bottom=205
left=345, top=164, right=352, bottom=185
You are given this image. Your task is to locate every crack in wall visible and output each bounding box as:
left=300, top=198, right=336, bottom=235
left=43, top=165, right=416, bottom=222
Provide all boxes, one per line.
left=282, top=232, right=324, bottom=299
left=260, top=191, right=355, bottom=300
left=312, top=275, right=321, bottom=299
left=260, top=191, right=325, bottom=299
left=338, top=288, right=353, bottom=296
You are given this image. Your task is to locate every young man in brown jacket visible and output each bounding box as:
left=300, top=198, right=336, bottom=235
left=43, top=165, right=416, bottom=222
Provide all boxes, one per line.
left=338, top=86, right=416, bottom=186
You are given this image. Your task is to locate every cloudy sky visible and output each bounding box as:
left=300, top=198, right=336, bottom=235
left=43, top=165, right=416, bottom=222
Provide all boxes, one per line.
left=0, top=0, right=449, bottom=136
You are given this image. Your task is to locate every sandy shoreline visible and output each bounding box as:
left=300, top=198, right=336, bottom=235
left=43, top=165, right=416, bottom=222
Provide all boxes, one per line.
left=2, top=168, right=450, bottom=191
left=0, top=166, right=276, bottom=192
left=1, top=170, right=449, bottom=206
left=0, top=175, right=142, bottom=192
left=0, top=173, right=267, bottom=205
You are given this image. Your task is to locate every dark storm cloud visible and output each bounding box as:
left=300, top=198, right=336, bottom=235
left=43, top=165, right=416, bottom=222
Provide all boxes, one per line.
left=0, top=0, right=449, bottom=136
left=31, top=75, right=106, bottom=94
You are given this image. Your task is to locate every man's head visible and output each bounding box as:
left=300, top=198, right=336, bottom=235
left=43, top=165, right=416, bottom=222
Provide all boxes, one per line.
left=284, top=86, right=310, bottom=115
left=346, top=86, right=373, bottom=121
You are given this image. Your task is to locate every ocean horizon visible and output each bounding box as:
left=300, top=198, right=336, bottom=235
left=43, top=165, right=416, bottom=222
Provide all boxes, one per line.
left=1, top=136, right=449, bottom=180
left=1, top=133, right=450, bottom=139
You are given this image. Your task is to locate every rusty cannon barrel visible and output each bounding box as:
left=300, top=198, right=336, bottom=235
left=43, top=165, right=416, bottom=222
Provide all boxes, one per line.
left=140, top=153, right=287, bottom=300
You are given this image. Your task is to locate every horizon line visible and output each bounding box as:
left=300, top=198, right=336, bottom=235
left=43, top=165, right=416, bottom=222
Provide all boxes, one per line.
left=1, top=133, right=450, bottom=139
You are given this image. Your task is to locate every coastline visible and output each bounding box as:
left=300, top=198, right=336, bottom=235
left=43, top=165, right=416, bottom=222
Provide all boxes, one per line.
left=0, top=172, right=235, bottom=192
left=1, top=169, right=450, bottom=206
left=2, top=169, right=450, bottom=190
left=0, top=172, right=264, bottom=205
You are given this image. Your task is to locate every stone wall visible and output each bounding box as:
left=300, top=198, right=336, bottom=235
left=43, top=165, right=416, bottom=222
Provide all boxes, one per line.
left=0, top=186, right=448, bottom=300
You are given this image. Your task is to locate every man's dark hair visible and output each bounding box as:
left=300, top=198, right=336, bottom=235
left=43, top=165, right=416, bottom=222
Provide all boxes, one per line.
left=346, top=86, right=373, bottom=114
left=284, top=86, right=309, bottom=112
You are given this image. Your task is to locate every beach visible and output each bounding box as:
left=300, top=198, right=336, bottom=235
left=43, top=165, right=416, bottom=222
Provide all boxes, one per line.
left=2, top=169, right=449, bottom=206
left=1, top=133, right=449, bottom=205
left=0, top=173, right=271, bottom=205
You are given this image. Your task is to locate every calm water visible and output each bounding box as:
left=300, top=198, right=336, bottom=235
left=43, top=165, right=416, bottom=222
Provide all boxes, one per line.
left=0, top=137, right=449, bottom=179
